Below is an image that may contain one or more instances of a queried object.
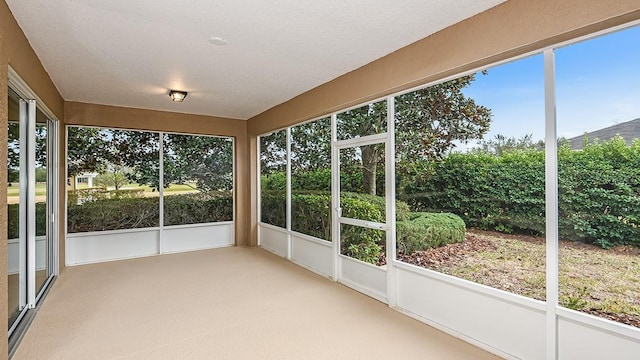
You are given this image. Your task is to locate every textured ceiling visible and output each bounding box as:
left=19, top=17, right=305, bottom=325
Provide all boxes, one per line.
left=7, top=0, right=506, bottom=120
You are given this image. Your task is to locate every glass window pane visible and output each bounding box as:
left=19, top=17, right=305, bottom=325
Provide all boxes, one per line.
left=163, top=134, right=233, bottom=226
left=67, top=127, right=160, bottom=232
left=291, top=117, right=331, bottom=241
left=35, top=110, right=49, bottom=294
left=394, top=54, right=546, bottom=301
left=7, top=88, right=22, bottom=328
left=556, top=25, right=640, bottom=328
left=260, top=130, right=287, bottom=228
left=337, top=100, right=387, bottom=140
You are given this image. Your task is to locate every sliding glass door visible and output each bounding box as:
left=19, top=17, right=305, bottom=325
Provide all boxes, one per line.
left=7, top=85, right=57, bottom=336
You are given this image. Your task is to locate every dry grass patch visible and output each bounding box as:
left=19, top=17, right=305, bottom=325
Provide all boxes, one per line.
left=397, top=229, right=640, bottom=328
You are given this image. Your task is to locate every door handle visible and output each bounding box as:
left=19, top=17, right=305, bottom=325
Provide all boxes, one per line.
left=365, top=222, right=386, bottom=230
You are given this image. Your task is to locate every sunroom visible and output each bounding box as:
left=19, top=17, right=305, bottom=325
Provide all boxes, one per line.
left=2, top=1, right=640, bottom=359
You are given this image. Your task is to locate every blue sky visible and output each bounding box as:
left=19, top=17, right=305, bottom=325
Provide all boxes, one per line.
left=460, top=24, right=640, bottom=145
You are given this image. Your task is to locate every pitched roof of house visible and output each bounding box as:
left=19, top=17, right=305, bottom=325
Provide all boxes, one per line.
left=566, top=118, right=640, bottom=150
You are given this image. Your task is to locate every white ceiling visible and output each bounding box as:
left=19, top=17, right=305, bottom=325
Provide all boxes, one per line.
left=7, top=0, right=506, bottom=120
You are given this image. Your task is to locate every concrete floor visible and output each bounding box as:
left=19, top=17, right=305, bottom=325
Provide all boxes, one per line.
left=13, top=247, right=501, bottom=359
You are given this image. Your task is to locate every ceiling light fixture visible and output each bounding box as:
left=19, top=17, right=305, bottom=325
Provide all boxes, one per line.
left=169, top=90, right=188, bottom=102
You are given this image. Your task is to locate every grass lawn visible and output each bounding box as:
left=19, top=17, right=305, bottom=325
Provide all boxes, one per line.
left=7, top=182, right=47, bottom=196
left=7, top=182, right=200, bottom=204
left=73, top=182, right=200, bottom=194
left=398, top=229, right=640, bottom=328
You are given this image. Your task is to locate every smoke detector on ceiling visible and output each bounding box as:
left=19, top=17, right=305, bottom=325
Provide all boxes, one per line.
left=209, top=36, right=227, bottom=46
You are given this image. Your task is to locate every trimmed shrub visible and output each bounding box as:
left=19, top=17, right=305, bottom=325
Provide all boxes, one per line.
left=396, top=212, right=466, bottom=254
left=68, top=197, right=160, bottom=232
left=262, top=190, right=411, bottom=263
left=263, top=190, right=410, bottom=241
left=67, top=188, right=144, bottom=204
left=291, top=192, right=331, bottom=240
left=260, top=190, right=287, bottom=228
left=164, top=191, right=232, bottom=226
left=67, top=191, right=232, bottom=233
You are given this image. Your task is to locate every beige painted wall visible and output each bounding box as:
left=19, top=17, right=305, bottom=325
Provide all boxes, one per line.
left=0, top=1, right=63, bottom=120
left=65, top=102, right=250, bottom=249
left=2, top=1, right=64, bottom=358
left=1, top=0, right=66, bottom=294
left=246, top=0, right=640, bottom=246
left=1, top=28, right=9, bottom=360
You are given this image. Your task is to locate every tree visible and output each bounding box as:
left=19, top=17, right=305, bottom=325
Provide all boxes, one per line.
left=94, top=165, right=130, bottom=190
left=474, top=134, right=544, bottom=155
left=162, top=134, right=233, bottom=192
left=338, top=74, right=492, bottom=195
left=67, top=127, right=112, bottom=178
left=260, top=130, right=287, bottom=175
left=8, top=122, right=48, bottom=183
left=337, top=101, right=387, bottom=195
left=290, top=117, right=331, bottom=171
left=8, top=123, right=20, bottom=183
left=112, top=130, right=160, bottom=190
left=66, top=128, right=234, bottom=193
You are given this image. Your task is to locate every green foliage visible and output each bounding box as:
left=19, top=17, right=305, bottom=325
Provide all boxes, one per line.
left=261, top=191, right=410, bottom=259
left=291, top=117, right=331, bottom=172
left=164, top=192, right=233, bottom=226
left=68, top=127, right=232, bottom=192
left=68, top=197, right=160, bottom=232
left=557, top=137, right=640, bottom=248
left=344, top=226, right=382, bottom=264
left=260, top=75, right=492, bottom=197
left=7, top=202, right=47, bottom=239
left=260, top=130, right=287, bottom=175
left=474, top=133, right=544, bottom=156
left=67, top=127, right=113, bottom=177
left=291, top=192, right=331, bottom=240
left=396, top=213, right=466, bottom=254
left=35, top=167, right=47, bottom=183
left=264, top=167, right=386, bottom=195
left=292, top=168, right=331, bottom=192
left=94, top=167, right=130, bottom=190
left=67, top=188, right=144, bottom=204
left=260, top=190, right=287, bottom=228
left=261, top=172, right=286, bottom=191
left=394, top=73, right=492, bottom=164
left=560, top=286, right=590, bottom=310
left=399, top=149, right=546, bottom=236
left=67, top=192, right=232, bottom=233
left=401, top=136, right=640, bottom=248
left=163, top=134, right=233, bottom=192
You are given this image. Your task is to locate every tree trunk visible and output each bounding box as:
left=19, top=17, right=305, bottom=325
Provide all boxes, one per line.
left=361, top=145, right=378, bottom=195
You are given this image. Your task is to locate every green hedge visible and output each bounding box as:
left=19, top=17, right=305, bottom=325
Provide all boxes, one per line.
left=164, top=191, right=233, bottom=226
left=396, top=213, right=466, bottom=254
left=67, top=191, right=232, bottom=233
left=400, top=137, right=640, bottom=248
left=7, top=202, right=47, bottom=239
left=261, top=190, right=410, bottom=240
left=68, top=197, right=160, bottom=232
left=67, top=188, right=145, bottom=204
left=262, top=166, right=386, bottom=196
left=261, top=190, right=411, bottom=263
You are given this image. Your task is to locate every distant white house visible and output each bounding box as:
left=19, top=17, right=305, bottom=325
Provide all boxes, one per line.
left=75, top=172, right=99, bottom=188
